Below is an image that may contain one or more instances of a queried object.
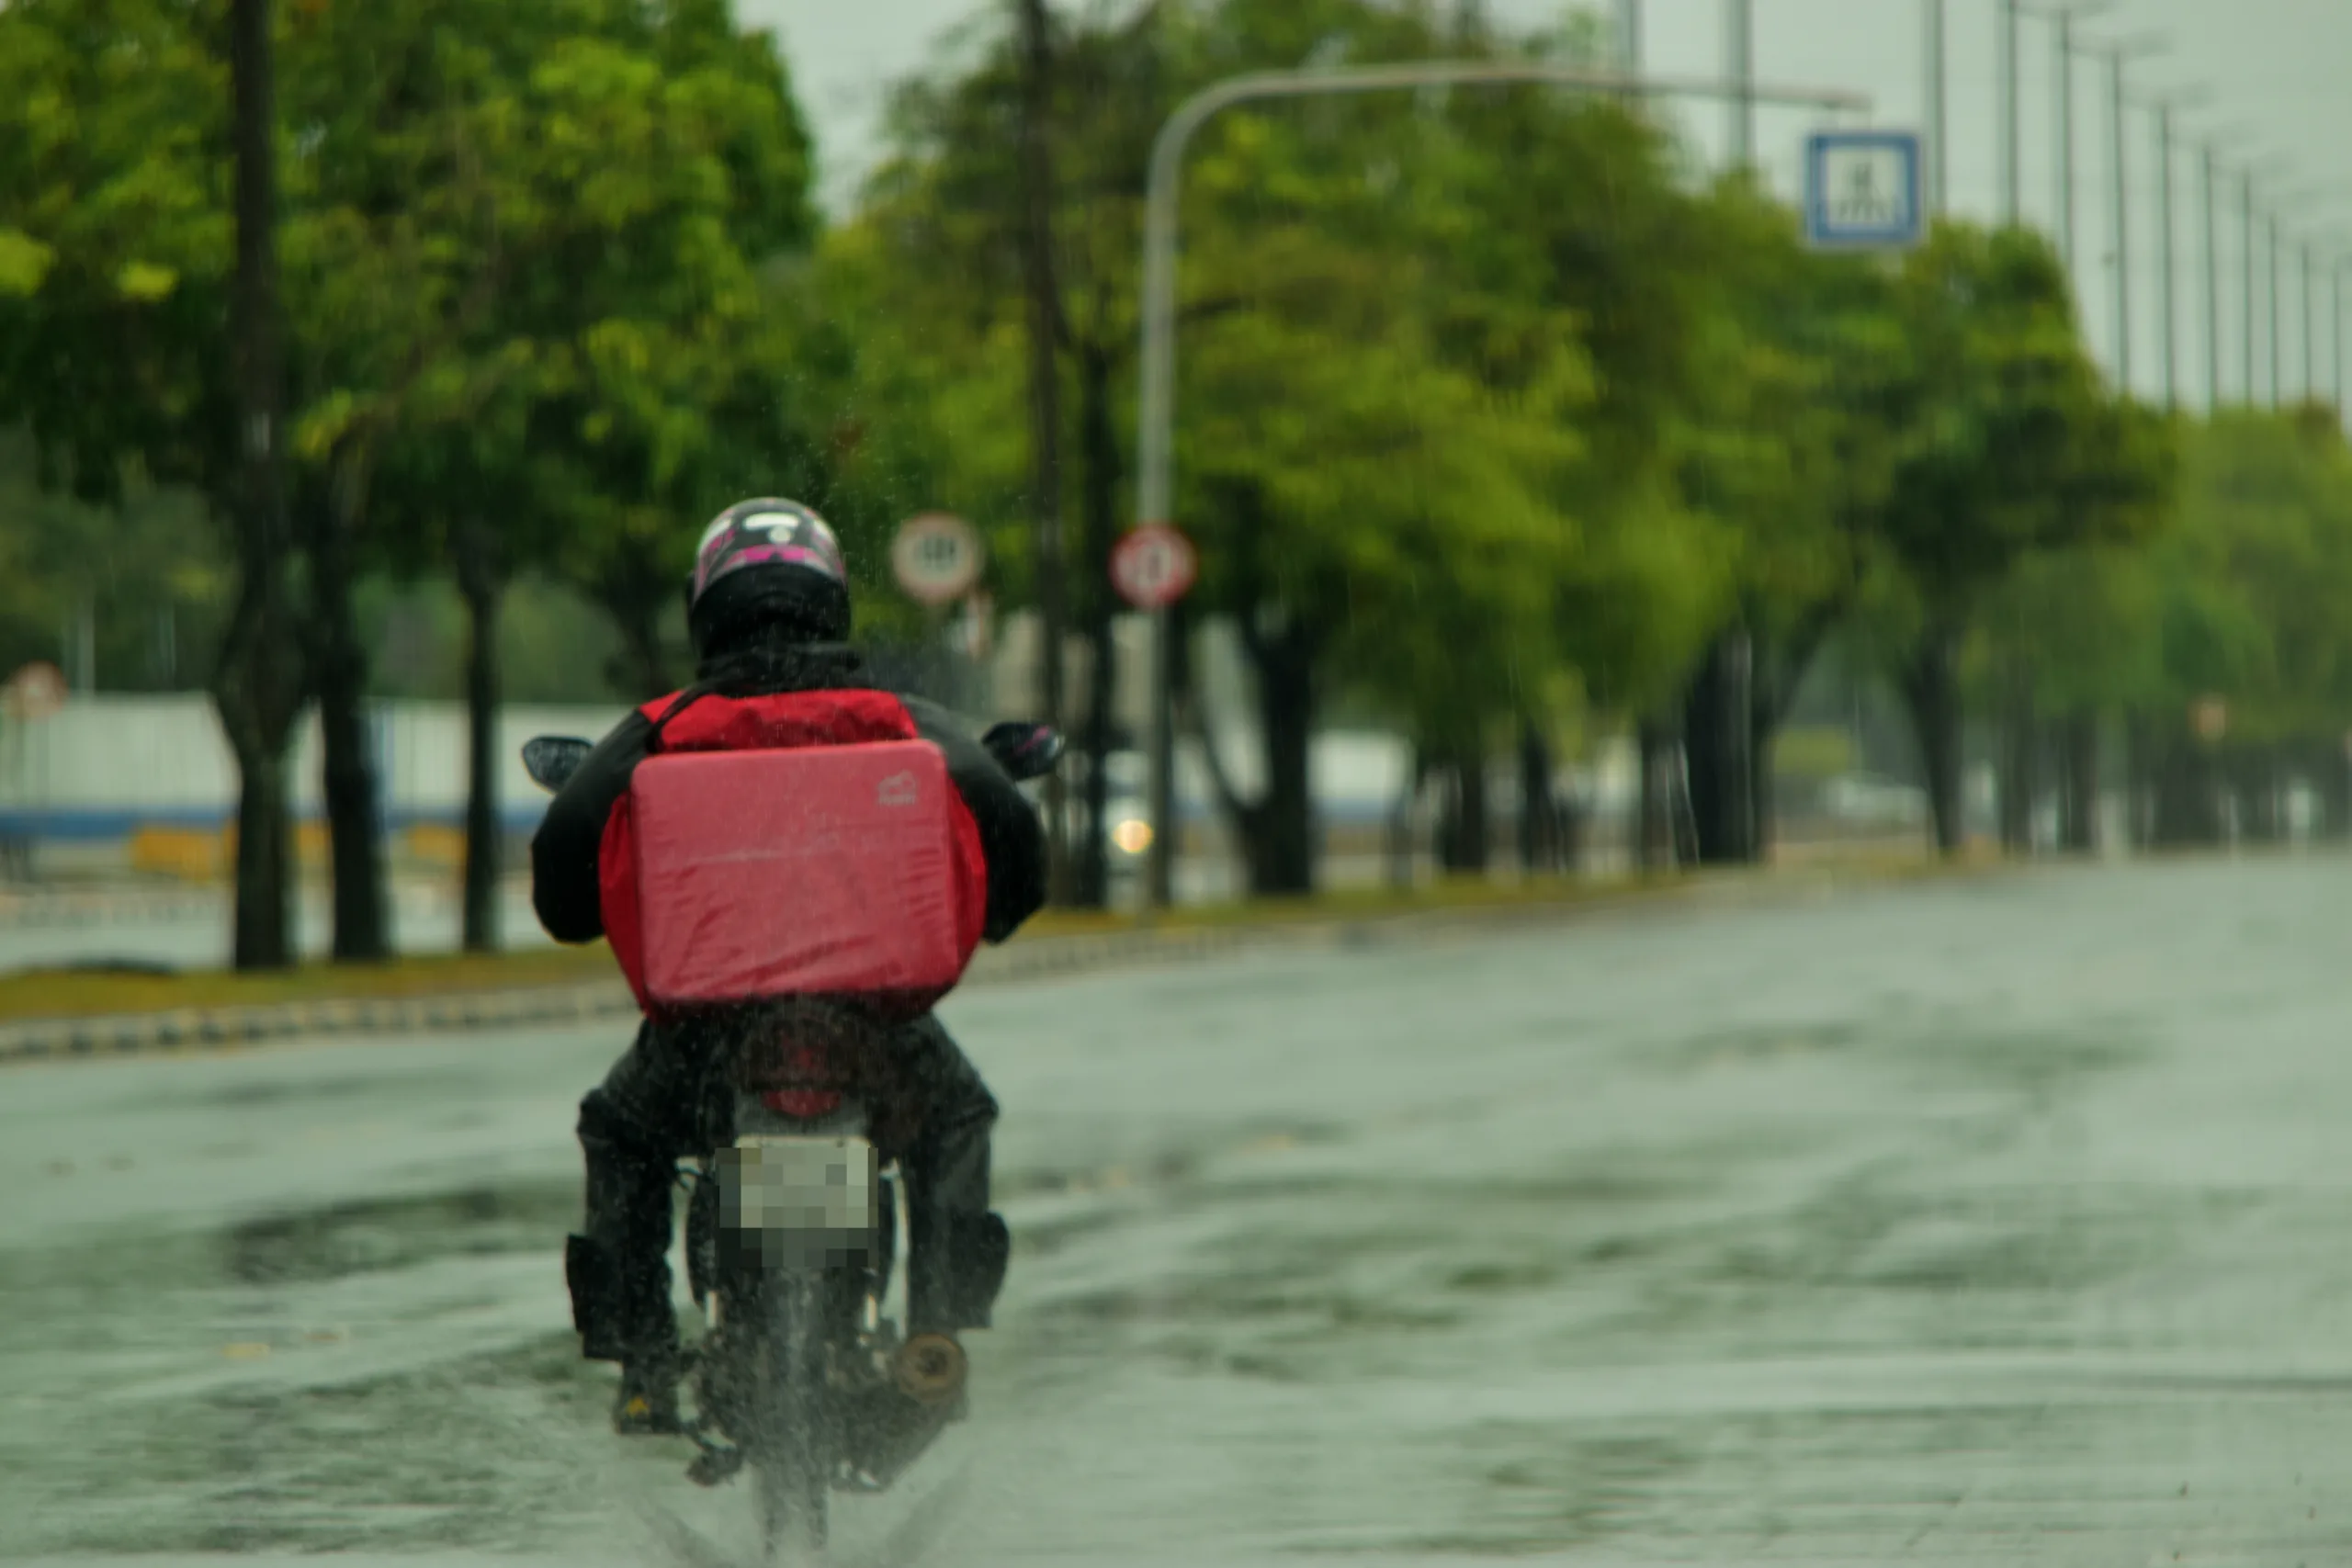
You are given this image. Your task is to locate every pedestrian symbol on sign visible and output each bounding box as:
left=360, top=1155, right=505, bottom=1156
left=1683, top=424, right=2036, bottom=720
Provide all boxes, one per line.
left=1839, top=159, right=1886, bottom=224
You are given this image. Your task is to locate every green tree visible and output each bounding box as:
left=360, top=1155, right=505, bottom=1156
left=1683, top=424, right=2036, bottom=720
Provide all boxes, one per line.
left=0, top=0, right=820, bottom=961
left=2131, top=407, right=2352, bottom=842
left=279, top=0, right=818, bottom=954
left=1964, top=540, right=2166, bottom=850
left=853, top=0, right=1753, bottom=892
left=1864, top=223, right=2174, bottom=854
left=0, top=431, right=229, bottom=690
left=1668, top=177, right=1905, bottom=860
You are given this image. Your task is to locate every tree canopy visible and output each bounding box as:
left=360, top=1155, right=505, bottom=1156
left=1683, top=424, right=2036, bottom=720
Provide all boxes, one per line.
left=29, top=0, right=2352, bottom=930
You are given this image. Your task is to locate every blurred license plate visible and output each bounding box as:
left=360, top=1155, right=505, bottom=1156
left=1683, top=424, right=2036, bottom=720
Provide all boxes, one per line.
left=718, top=1134, right=879, bottom=1235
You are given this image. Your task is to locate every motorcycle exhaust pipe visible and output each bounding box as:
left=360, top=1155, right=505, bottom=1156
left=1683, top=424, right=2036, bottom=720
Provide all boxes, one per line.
left=893, top=1333, right=968, bottom=1406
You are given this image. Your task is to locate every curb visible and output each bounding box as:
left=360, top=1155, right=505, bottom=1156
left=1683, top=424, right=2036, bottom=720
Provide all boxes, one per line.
left=0, top=980, right=644, bottom=1065
left=0, top=865, right=1918, bottom=1068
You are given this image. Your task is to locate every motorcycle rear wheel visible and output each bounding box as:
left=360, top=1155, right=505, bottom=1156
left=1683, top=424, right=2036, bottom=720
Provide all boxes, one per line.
left=754, top=1272, right=831, bottom=1558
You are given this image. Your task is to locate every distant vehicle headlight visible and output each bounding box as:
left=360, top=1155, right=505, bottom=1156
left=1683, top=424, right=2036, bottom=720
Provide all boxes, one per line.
left=1112, top=818, right=1154, bottom=856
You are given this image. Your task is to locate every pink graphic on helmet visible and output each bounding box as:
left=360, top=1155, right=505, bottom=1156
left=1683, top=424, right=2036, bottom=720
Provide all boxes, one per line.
left=693, top=504, right=846, bottom=596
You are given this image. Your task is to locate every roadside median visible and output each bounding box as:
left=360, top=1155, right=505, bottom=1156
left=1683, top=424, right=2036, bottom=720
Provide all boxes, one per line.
left=0, top=851, right=1995, bottom=1066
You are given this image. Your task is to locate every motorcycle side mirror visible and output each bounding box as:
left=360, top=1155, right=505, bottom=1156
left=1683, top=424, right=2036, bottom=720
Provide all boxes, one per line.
left=522, top=736, right=594, bottom=793
left=982, top=722, right=1065, bottom=783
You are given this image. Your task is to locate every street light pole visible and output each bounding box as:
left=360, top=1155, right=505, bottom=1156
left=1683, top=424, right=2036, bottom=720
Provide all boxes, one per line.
left=2056, top=9, right=2078, bottom=266
left=1999, top=0, right=2022, bottom=224
left=2109, top=51, right=2131, bottom=388
left=2154, top=99, right=2178, bottom=407
left=2244, top=168, right=2259, bottom=400
left=2029, top=3, right=2111, bottom=271
left=1617, top=0, right=1643, bottom=73
left=2304, top=239, right=2318, bottom=401
left=2270, top=210, right=2284, bottom=407
left=1925, top=0, right=1948, bottom=216
left=2081, top=32, right=2161, bottom=391
left=2144, top=92, right=2212, bottom=412
left=2203, top=142, right=2224, bottom=408
left=1133, top=62, right=1869, bottom=908
left=2324, top=263, right=2342, bottom=423
left=1726, top=0, right=1755, bottom=167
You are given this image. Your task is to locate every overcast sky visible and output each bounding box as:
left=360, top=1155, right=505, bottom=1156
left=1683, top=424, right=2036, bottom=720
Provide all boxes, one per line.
left=742, top=0, right=2352, bottom=406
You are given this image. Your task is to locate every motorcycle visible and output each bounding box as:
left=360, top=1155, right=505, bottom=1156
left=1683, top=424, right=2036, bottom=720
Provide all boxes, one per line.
left=523, top=718, right=1064, bottom=1557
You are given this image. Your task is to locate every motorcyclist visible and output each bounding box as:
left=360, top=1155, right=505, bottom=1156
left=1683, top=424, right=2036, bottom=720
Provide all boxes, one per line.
left=530, top=498, right=1046, bottom=1435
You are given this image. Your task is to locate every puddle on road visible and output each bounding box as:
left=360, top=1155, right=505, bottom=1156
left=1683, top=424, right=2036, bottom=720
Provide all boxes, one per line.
left=223, top=1179, right=578, bottom=1287
left=1, top=1173, right=630, bottom=1556
left=10, top=1331, right=634, bottom=1555
left=1668, top=1016, right=2152, bottom=1100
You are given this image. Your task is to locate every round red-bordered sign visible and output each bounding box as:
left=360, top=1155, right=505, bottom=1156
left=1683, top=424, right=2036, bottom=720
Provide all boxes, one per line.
left=1111, top=524, right=1197, bottom=611
left=892, top=513, right=985, bottom=607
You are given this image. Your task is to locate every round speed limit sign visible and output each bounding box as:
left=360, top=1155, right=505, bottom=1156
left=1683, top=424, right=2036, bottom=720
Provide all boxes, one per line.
left=1111, top=524, right=1197, bottom=611
left=892, top=513, right=985, bottom=607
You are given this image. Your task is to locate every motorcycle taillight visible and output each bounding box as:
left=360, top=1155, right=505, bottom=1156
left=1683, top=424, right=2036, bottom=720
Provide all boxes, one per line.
left=761, top=1088, right=844, bottom=1119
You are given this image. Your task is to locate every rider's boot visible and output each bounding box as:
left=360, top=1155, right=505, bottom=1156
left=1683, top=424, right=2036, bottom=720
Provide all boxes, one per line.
left=571, top=1090, right=687, bottom=1437
left=613, top=1343, right=687, bottom=1436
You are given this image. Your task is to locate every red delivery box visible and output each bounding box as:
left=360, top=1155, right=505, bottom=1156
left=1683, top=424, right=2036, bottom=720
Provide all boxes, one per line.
left=622, top=741, right=980, bottom=1012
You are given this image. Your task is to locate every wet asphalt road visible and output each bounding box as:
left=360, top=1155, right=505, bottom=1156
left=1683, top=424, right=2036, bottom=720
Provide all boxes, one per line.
left=6, top=857, right=2352, bottom=1566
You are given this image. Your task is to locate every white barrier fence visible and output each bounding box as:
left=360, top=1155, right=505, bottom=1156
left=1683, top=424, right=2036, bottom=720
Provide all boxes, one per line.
left=0, top=694, right=637, bottom=840
left=0, top=694, right=1484, bottom=840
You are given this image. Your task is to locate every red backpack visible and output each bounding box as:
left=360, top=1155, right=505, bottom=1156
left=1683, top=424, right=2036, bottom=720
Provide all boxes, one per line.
left=595, top=688, right=989, bottom=1022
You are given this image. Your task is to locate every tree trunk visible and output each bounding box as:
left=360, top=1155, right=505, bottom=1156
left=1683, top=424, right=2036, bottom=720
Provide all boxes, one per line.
left=1014, top=0, right=1071, bottom=906
left=2059, top=711, right=2099, bottom=853
left=1636, top=718, right=1678, bottom=873
left=593, top=552, right=677, bottom=701
left=1239, top=618, right=1315, bottom=896
left=1074, top=343, right=1117, bottom=908
left=1680, top=629, right=1756, bottom=864
left=2121, top=712, right=2154, bottom=849
left=214, top=656, right=301, bottom=968
left=616, top=611, right=670, bottom=700
left=1748, top=706, right=1779, bottom=864
left=220, top=0, right=304, bottom=971
left=1386, top=749, right=1423, bottom=889
left=2237, top=749, right=2283, bottom=842
left=1898, top=623, right=1966, bottom=858
left=1997, top=673, right=2036, bottom=855
left=1435, top=750, right=1490, bottom=875
left=225, top=734, right=296, bottom=964
left=1459, top=757, right=1490, bottom=875
left=309, top=459, right=390, bottom=962
left=1558, top=785, right=1586, bottom=875
left=1184, top=611, right=1317, bottom=899
left=2151, top=728, right=2224, bottom=846
left=1518, top=722, right=1557, bottom=873
left=1749, top=606, right=1838, bottom=867
left=2318, top=737, right=2352, bottom=840
left=457, top=523, right=503, bottom=953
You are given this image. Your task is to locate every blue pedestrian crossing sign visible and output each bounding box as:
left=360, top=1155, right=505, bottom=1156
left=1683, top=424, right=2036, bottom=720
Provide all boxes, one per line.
left=1804, top=130, right=1924, bottom=251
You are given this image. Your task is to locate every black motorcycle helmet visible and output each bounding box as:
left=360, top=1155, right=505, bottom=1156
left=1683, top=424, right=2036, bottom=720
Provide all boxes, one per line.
left=685, top=498, right=854, bottom=659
